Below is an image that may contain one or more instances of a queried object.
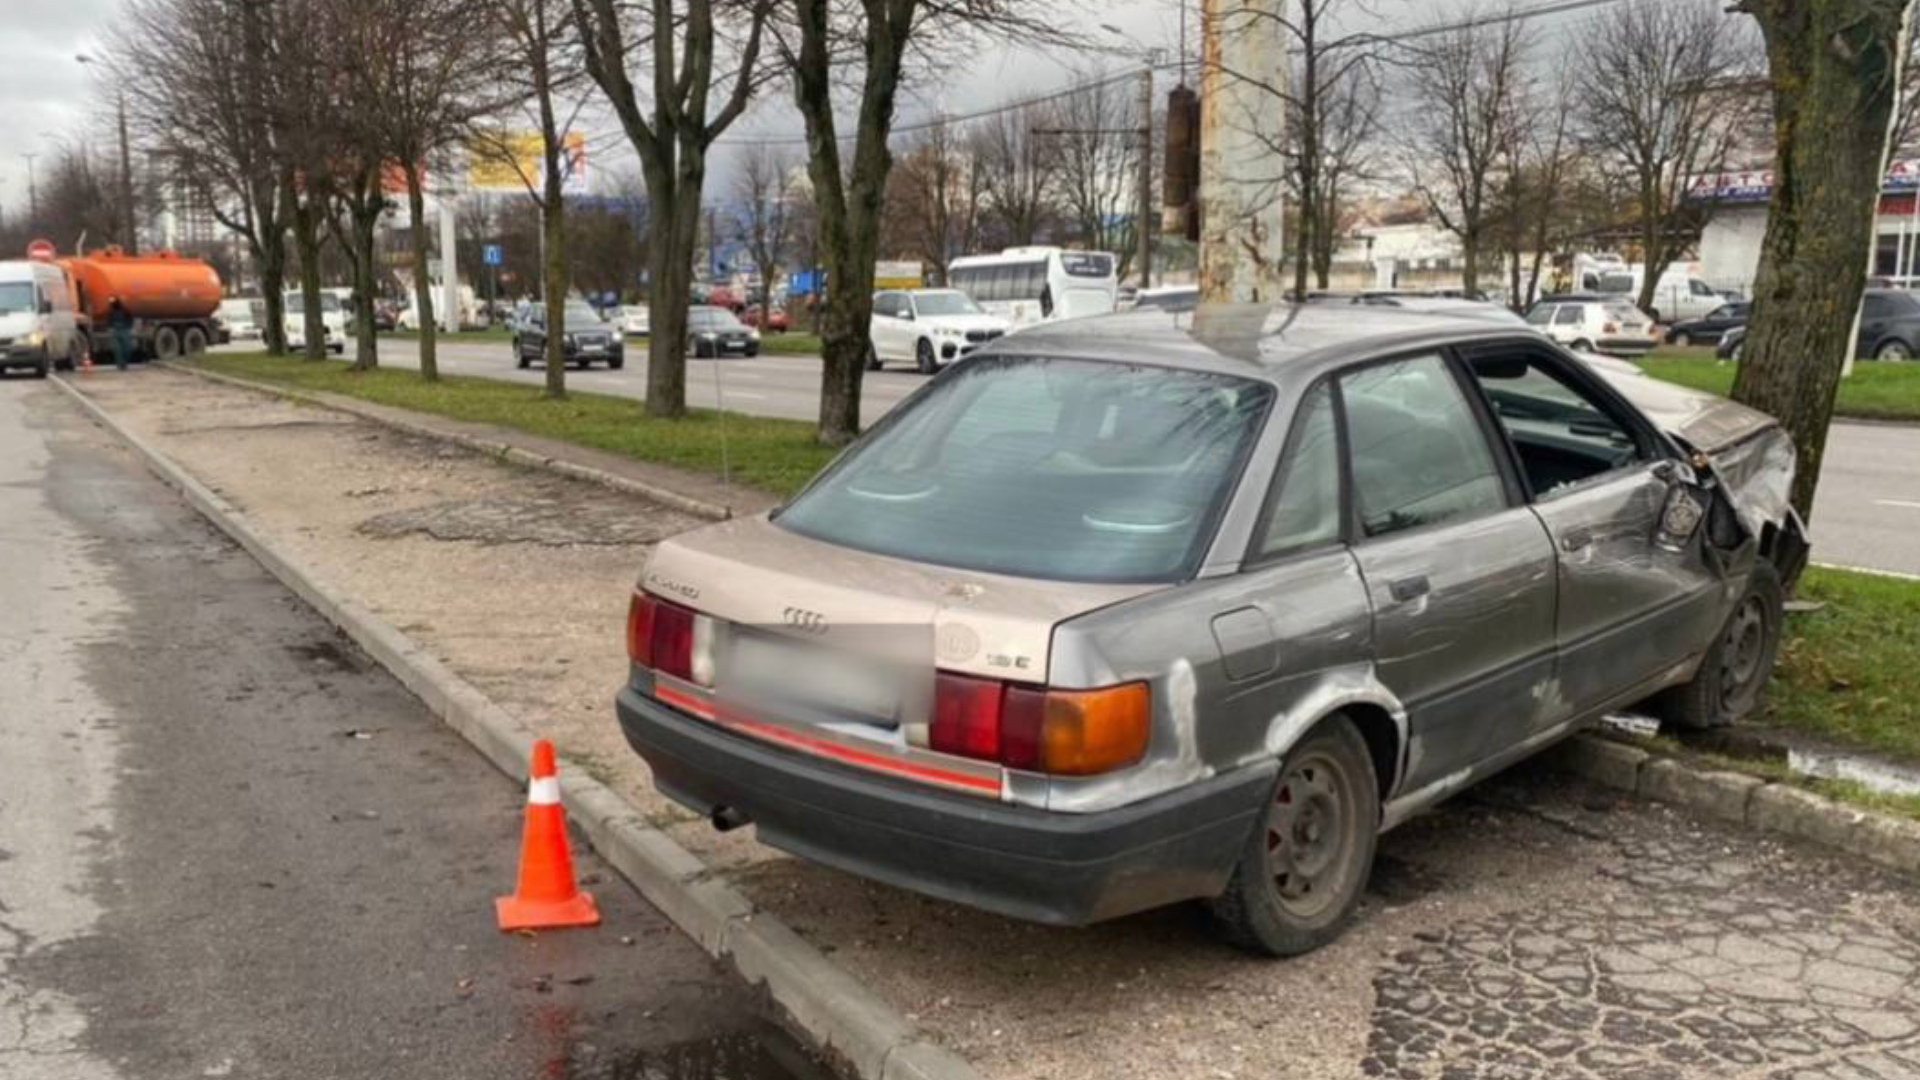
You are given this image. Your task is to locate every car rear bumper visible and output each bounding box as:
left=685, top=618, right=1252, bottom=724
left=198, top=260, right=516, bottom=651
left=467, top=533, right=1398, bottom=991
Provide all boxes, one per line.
left=615, top=685, right=1275, bottom=926
left=1597, top=337, right=1656, bottom=356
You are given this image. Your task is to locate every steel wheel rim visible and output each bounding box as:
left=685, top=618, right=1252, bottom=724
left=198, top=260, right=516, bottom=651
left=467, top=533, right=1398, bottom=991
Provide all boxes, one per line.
left=1265, top=750, right=1356, bottom=920
left=1720, top=596, right=1768, bottom=700
left=1881, top=343, right=1911, bottom=362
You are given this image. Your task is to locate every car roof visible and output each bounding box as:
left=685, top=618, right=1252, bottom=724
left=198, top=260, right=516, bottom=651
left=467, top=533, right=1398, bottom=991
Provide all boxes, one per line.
left=999, top=303, right=1552, bottom=384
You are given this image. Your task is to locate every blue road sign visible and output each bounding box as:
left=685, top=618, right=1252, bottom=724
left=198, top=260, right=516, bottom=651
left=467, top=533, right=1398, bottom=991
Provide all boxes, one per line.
left=482, top=244, right=504, bottom=267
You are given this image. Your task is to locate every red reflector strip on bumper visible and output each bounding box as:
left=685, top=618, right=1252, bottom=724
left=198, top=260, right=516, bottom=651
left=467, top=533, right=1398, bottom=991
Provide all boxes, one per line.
left=654, top=685, right=1003, bottom=797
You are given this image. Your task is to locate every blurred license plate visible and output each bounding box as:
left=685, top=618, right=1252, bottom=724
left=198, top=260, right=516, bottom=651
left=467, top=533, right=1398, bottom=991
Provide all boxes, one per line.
left=727, top=634, right=899, bottom=723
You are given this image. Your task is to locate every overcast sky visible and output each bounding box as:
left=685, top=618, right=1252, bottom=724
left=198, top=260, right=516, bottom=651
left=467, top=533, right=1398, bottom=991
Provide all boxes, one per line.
left=0, top=0, right=1604, bottom=243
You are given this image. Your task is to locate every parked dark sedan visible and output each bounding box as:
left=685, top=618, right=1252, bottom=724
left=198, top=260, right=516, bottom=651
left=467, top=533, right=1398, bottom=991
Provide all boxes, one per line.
left=689, top=305, right=760, bottom=357
left=1855, top=288, right=1920, bottom=361
left=1717, top=326, right=1745, bottom=363
left=514, top=300, right=625, bottom=369
left=1666, top=301, right=1749, bottom=347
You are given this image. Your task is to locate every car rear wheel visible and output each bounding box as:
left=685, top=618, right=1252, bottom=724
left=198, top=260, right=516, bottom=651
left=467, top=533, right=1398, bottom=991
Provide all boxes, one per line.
left=182, top=326, right=209, bottom=355
left=916, top=339, right=937, bottom=374
left=1655, top=562, right=1784, bottom=730
left=1210, top=717, right=1378, bottom=957
left=1876, top=340, right=1913, bottom=362
left=1572, top=338, right=1595, bottom=353
left=1670, top=331, right=1692, bottom=348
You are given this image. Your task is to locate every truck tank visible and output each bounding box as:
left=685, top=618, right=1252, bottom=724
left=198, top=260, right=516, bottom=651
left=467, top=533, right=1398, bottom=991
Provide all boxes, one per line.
left=63, top=248, right=223, bottom=324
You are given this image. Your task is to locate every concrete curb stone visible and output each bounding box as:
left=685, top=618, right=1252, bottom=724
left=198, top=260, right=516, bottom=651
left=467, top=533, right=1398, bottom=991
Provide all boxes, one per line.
left=163, top=361, right=737, bottom=522
left=51, top=375, right=987, bottom=1080
left=1553, top=733, right=1920, bottom=879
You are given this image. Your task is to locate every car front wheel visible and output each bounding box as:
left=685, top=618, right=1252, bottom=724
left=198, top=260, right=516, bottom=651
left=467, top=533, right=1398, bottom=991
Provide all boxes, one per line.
left=1655, top=561, right=1784, bottom=729
left=1670, top=331, right=1692, bottom=348
left=916, top=339, right=938, bottom=374
left=1876, top=340, right=1913, bottom=362
left=865, top=342, right=882, bottom=371
left=1210, top=717, right=1378, bottom=957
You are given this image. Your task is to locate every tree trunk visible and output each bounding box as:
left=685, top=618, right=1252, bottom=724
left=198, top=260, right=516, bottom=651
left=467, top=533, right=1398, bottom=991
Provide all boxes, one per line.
left=291, top=196, right=326, bottom=363
left=352, top=205, right=381, bottom=371
left=542, top=158, right=568, bottom=401
left=645, top=161, right=703, bottom=420
left=407, top=169, right=438, bottom=381
left=257, top=227, right=289, bottom=356
left=1731, top=0, right=1908, bottom=520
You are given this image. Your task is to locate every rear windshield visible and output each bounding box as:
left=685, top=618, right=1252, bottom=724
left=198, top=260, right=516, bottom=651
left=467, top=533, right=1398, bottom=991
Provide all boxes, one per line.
left=1605, top=304, right=1645, bottom=322
left=776, top=357, right=1272, bottom=583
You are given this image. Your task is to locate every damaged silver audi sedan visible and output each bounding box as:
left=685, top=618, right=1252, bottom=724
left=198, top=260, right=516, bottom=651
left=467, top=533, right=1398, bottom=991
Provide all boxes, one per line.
left=615, top=304, right=1808, bottom=955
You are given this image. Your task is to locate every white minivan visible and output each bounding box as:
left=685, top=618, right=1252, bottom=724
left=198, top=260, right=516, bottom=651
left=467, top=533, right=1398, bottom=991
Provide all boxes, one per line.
left=0, top=260, right=83, bottom=378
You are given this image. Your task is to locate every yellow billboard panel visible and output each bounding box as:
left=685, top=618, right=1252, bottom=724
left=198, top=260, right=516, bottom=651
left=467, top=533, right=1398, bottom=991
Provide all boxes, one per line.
left=466, top=131, right=589, bottom=194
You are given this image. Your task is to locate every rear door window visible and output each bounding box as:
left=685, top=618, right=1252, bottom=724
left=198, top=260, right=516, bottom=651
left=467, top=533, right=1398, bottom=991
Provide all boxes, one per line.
left=1338, top=355, right=1508, bottom=539
left=1553, top=306, right=1583, bottom=326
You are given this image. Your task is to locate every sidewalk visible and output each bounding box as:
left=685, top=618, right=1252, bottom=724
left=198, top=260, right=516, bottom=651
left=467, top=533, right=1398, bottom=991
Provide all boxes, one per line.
left=66, top=367, right=1920, bottom=1080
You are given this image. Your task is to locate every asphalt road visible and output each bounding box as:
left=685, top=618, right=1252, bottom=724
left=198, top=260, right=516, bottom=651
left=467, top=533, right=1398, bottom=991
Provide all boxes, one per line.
left=321, top=337, right=1920, bottom=579
left=357, top=337, right=930, bottom=427
left=0, top=377, right=831, bottom=1080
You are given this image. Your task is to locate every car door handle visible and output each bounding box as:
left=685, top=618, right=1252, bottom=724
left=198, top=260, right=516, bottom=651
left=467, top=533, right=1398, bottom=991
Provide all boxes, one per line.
left=1561, top=528, right=1594, bottom=553
left=1389, top=576, right=1430, bottom=603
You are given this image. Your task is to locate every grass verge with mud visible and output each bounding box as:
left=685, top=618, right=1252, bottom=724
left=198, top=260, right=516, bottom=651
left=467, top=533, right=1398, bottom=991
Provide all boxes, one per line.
left=188, top=352, right=838, bottom=497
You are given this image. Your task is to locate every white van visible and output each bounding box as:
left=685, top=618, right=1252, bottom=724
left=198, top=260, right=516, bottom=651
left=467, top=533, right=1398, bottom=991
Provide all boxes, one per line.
left=1632, top=265, right=1731, bottom=325
left=285, top=291, right=346, bottom=354
left=0, top=260, right=83, bottom=377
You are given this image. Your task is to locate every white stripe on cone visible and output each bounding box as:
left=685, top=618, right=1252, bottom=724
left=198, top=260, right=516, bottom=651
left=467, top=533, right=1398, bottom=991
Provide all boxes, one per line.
left=528, top=776, right=561, bottom=806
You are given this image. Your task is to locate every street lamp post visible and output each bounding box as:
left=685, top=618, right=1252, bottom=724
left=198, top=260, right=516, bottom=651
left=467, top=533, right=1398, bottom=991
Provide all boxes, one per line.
left=22, top=153, right=38, bottom=227
left=76, top=53, right=138, bottom=255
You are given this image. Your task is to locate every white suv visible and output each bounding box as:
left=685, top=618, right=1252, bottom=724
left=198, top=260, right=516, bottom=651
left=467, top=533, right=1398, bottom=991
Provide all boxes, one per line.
left=1525, top=298, right=1658, bottom=358
left=869, top=289, right=1013, bottom=373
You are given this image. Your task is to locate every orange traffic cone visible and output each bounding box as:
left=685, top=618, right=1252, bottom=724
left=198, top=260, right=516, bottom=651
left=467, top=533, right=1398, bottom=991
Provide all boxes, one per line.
left=496, top=739, right=600, bottom=931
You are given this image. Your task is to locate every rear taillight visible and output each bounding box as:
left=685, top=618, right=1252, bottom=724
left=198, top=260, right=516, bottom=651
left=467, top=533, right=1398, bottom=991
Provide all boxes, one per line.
left=627, top=591, right=698, bottom=681
left=1604, top=322, right=1620, bottom=334
left=931, top=675, right=1150, bottom=776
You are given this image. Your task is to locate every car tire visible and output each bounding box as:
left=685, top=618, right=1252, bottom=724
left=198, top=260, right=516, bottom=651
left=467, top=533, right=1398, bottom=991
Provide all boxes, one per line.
left=33, top=357, right=50, bottom=379
left=1670, top=331, right=1692, bottom=348
left=182, top=326, right=210, bottom=355
left=609, top=356, right=625, bottom=370
left=745, top=345, right=759, bottom=357
left=1209, top=717, right=1379, bottom=957
left=865, top=342, right=882, bottom=372
left=153, top=325, right=182, bottom=361
left=1572, top=338, right=1595, bottom=353
left=1876, top=340, right=1913, bottom=362
left=1655, top=561, right=1785, bottom=730
left=916, top=339, right=937, bottom=374
left=515, top=339, right=530, bottom=369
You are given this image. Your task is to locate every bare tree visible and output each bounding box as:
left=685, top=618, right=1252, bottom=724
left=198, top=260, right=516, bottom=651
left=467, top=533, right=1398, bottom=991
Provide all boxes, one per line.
left=883, top=121, right=980, bottom=283
left=970, top=104, right=1055, bottom=247
left=1044, top=68, right=1141, bottom=280
left=788, top=0, right=1077, bottom=444
left=574, top=0, right=775, bottom=420
left=1402, top=5, right=1533, bottom=295
left=1310, top=60, right=1383, bottom=288
left=734, top=145, right=794, bottom=325
left=372, top=0, right=501, bottom=380
left=1577, top=0, right=1753, bottom=320
left=114, top=0, right=298, bottom=354
left=1495, top=65, right=1578, bottom=312
left=481, top=0, right=588, bottom=399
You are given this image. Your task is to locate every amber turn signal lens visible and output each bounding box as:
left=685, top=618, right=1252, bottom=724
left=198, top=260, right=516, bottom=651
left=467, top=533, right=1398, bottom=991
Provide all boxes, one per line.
left=1039, top=683, right=1151, bottom=776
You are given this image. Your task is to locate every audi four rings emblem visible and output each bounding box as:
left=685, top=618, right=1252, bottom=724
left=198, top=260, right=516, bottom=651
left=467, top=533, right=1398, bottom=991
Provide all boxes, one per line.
left=783, top=607, right=829, bottom=634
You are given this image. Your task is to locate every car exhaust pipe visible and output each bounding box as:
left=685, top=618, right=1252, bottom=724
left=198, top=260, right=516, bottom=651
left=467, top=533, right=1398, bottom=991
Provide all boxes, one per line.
left=710, top=805, right=750, bottom=832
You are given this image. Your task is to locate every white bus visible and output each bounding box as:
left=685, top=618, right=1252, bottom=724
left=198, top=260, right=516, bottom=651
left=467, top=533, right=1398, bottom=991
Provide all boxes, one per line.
left=947, top=246, right=1119, bottom=330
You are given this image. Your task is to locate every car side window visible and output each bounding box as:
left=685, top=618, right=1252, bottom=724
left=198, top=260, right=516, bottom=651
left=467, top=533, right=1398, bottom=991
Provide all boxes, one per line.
left=1525, top=305, right=1554, bottom=326
left=1254, top=383, right=1343, bottom=558
left=1690, top=280, right=1715, bottom=297
left=1553, top=306, right=1583, bottom=327
left=1339, top=355, right=1508, bottom=539
left=1466, top=353, right=1646, bottom=499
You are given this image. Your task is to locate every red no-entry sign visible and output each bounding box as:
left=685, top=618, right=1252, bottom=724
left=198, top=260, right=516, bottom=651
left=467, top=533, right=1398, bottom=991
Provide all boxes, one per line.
left=26, top=240, right=56, bottom=261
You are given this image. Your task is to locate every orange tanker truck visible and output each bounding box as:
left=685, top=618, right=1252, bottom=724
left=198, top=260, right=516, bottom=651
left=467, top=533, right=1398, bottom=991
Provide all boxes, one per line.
left=58, top=246, right=224, bottom=362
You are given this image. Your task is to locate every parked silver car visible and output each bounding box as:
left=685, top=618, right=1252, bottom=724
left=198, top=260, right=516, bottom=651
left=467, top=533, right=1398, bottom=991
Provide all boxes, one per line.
left=615, top=304, right=1807, bottom=955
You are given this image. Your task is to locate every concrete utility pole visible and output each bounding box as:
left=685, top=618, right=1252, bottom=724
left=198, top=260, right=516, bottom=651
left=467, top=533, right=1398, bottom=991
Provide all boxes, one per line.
left=117, top=92, right=136, bottom=254
left=23, top=154, right=38, bottom=226
left=1198, top=0, right=1287, bottom=303
left=440, top=174, right=460, bottom=333
left=1137, top=66, right=1154, bottom=290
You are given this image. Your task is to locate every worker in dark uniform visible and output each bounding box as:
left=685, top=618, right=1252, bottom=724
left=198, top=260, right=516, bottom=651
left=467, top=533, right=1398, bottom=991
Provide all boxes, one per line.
left=108, top=297, right=133, bottom=371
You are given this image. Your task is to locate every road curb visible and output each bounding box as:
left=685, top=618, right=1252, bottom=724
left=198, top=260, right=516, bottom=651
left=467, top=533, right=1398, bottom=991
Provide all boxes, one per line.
left=1547, top=733, right=1920, bottom=877
left=161, top=361, right=736, bottom=522
left=51, top=375, right=987, bottom=1080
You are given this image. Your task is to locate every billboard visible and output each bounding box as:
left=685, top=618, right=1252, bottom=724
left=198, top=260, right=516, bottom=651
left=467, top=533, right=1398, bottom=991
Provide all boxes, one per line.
left=1690, top=159, right=1920, bottom=205
left=465, top=131, right=590, bottom=195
